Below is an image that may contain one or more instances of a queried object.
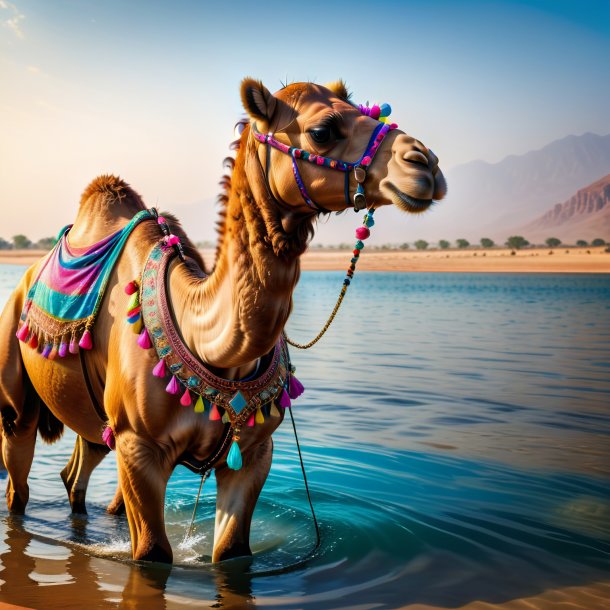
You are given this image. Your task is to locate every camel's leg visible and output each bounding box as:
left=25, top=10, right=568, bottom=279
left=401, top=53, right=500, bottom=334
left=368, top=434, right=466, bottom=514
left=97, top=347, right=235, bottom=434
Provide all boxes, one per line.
left=213, top=437, right=273, bottom=562
left=116, top=431, right=173, bottom=563
left=106, top=483, right=125, bottom=515
left=60, top=435, right=110, bottom=514
left=0, top=292, right=37, bottom=514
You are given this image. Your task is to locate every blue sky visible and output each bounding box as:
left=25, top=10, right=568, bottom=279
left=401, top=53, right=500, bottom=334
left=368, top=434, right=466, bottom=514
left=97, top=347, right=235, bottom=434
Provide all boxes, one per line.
left=1, top=0, right=609, bottom=242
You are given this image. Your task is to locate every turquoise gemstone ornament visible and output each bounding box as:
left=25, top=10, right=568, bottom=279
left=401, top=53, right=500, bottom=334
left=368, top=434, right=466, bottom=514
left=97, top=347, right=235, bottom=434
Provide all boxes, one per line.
left=227, top=440, right=243, bottom=470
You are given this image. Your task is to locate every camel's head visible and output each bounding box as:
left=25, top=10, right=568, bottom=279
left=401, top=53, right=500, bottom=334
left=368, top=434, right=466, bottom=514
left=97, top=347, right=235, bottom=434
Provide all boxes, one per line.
left=240, top=78, right=447, bottom=217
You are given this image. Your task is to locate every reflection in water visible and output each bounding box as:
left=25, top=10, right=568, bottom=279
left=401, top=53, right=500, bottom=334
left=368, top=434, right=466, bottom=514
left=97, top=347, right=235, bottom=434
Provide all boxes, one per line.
left=0, top=270, right=609, bottom=609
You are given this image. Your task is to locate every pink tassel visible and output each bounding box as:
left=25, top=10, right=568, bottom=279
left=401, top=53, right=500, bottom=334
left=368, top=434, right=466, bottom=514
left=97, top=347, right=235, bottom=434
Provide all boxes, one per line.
left=137, top=328, right=152, bottom=349
left=166, top=234, right=180, bottom=246
left=246, top=413, right=255, bottom=427
left=29, top=333, right=39, bottom=349
left=288, top=375, right=305, bottom=399
left=166, top=376, right=180, bottom=395
left=124, top=281, right=138, bottom=295
left=79, top=329, right=93, bottom=350
left=102, top=425, right=115, bottom=450
left=355, top=227, right=370, bottom=240
left=180, top=388, right=192, bottom=406
left=279, top=387, right=291, bottom=409
left=157, top=216, right=167, bottom=225
left=16, top=323, right=29, bottom=342
left=69, top=338, right=79, bottom=354
left=58, top=342, right=68, bottom=358
left=209, top=403, right=221, bottom=421
left=152, top=359, right=166, bottom=378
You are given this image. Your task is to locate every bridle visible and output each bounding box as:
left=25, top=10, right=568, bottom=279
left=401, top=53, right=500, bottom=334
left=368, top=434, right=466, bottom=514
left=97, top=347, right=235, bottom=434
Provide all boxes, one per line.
left=251, top=112, right=397, bottom=213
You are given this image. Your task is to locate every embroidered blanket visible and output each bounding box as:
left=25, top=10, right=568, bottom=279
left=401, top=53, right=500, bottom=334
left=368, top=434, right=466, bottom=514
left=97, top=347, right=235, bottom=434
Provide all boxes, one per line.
left=17, top=209, right=152, bottom=357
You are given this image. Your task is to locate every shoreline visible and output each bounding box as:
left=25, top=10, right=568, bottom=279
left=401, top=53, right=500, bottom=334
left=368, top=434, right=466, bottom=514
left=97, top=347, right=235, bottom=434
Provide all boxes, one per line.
left=0, top=247, right=609, bottom=273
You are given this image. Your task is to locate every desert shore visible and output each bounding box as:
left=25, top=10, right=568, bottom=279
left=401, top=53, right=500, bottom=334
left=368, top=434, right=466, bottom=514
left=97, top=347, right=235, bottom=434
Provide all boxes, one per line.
left=1, top=247, right=609, bottom=273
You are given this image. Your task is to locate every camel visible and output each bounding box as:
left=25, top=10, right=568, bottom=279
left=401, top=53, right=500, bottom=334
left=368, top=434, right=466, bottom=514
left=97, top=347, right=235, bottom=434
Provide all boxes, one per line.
left=0, top=78, right=446, bottom=563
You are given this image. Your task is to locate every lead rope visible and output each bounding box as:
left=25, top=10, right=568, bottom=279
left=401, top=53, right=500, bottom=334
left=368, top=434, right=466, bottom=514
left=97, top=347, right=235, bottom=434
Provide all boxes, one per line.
left=285, top=208, right=376, bottom=349
left=184, top=470, right=211, bottom=542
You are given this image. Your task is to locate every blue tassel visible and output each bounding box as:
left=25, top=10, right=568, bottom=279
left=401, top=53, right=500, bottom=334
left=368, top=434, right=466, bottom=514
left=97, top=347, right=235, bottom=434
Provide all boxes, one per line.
left=227, top=440, right=243, bottom=470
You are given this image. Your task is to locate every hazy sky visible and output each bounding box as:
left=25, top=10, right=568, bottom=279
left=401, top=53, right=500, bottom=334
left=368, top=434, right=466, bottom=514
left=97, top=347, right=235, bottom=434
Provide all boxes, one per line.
left=1, top=0, right=609, bottom=243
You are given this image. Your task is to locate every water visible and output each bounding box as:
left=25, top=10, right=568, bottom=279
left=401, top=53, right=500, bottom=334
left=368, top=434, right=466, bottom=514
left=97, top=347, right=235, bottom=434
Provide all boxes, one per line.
left=1, top=266, right=609, bottom=609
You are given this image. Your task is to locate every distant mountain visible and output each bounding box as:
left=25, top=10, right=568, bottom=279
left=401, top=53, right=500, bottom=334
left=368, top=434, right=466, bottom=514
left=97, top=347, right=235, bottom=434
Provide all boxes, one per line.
left=513, top=173, right=610, bottom=243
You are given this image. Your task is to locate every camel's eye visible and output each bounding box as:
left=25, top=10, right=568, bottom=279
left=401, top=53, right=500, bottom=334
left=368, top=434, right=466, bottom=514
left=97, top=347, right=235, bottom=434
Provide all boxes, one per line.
left=309, top=126, right=333, bottom=144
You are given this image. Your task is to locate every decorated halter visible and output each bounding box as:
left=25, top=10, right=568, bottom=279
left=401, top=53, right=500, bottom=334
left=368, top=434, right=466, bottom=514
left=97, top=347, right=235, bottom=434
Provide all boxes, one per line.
left=252, top=102, right=397, bottom=212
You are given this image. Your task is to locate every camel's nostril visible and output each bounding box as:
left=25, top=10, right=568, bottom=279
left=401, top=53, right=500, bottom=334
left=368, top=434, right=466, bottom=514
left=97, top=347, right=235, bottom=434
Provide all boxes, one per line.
left=402, top=150, right=429, bottom=167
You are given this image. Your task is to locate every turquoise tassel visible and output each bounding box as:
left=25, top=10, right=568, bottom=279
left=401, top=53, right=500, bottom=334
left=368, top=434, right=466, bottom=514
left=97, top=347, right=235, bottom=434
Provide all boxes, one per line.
left=227, top=440, right=243, bottom=470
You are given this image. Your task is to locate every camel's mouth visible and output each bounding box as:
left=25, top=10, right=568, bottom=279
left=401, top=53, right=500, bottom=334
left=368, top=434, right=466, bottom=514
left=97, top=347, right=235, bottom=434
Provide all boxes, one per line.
left=385, top=182, right=434, bottom=214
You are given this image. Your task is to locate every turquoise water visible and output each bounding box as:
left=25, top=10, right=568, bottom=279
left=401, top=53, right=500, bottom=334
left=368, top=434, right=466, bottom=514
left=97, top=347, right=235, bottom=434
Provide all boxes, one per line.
left=1, top=266, right=609, bottom=609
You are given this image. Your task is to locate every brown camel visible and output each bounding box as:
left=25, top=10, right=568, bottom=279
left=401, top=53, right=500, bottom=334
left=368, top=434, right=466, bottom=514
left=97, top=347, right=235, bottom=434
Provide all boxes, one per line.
left=0, top=78, right=446, bottom=563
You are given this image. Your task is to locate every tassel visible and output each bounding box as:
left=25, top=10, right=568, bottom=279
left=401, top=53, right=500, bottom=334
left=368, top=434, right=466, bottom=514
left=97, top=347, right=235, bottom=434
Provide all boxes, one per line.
left=270, top=403, right=281, bottom=418
left=29, top=333, right=39, bottom=349
left=137, top=328, right=152, bottom=349
left=152, top=359, right=166, bottom=378
left=278, top=387, right=291, bottom=409
left=79, top=329, right=93, bottom=350
left=222, top=412, right=230, bottom=424
left=209, top=403, right=221, bottom=421
left=132, top=317, right=143, bottom=334
left=194, top=395, right=205, bottom=413
left=128, top=291, right=140, bottom=310
left=16, top=323, right=29, bottom=342
left=255, top=408, right=265, bottom=424
left=127, top=305, right=141, bottom=319
left=58, top=341, right=68, bottom=358
left=227, top=440, right=243, bottom=470
left=102, top=425, right=116, bottom=450
left=42, top=343, right=52, bottom=358
left=166, top=375, right=180, bottom=395
left=246, top=413, right=255, bottom=427
left=48, top=344, right=58, bottom=360
left=288, top=375, right=305, bottom=399
left=180, top=388, right=192, bottom=407
left=166, top=234, right=180, bottom=246
left=69, top=337, right=78, bottom=354
left=124, top=281, right=138, bottom=295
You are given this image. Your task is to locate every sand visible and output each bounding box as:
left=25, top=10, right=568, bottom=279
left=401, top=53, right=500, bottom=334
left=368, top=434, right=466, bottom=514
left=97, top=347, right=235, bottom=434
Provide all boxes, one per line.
left=1, top=247, right=609, bottom=273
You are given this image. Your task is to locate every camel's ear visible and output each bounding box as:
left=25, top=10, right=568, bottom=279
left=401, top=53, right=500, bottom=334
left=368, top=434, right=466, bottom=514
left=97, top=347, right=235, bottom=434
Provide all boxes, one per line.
left=325, top=80, right=351, bottom=102
left=241, top=78, right=277, bottom=123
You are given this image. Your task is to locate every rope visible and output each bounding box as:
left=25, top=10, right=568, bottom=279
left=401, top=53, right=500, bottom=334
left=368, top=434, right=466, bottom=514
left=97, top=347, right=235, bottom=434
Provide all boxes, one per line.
left=285, top=286, right=347, bottom=349
left=184, top=470, right=211, bottom=542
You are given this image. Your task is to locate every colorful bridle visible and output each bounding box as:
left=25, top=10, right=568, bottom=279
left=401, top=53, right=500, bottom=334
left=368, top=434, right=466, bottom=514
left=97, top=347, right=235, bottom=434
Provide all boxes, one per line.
left=252, top=104, right=397, bottom=212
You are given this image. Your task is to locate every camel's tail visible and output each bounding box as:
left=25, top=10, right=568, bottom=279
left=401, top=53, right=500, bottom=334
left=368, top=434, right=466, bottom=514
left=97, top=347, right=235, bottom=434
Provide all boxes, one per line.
left=37, top=401, right=64, bottom=444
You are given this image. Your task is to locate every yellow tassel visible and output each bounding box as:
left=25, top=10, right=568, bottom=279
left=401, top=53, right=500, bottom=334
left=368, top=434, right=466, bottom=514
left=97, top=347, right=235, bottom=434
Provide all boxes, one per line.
left=270, top=403, right=280, bottom=418
left=194, top=395, right=205, bottom=413
left=131, top=317, right=143, bottom=334
left=128, top=291, right=140, bottom=310
left=255, top=408, right=264, bottom=424
left=222, top=412, right=230, bottom=424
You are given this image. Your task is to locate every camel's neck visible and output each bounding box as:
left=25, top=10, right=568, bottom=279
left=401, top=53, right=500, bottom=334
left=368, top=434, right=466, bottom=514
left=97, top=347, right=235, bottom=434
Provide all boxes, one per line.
left=170, top=133, right=305, bottom=376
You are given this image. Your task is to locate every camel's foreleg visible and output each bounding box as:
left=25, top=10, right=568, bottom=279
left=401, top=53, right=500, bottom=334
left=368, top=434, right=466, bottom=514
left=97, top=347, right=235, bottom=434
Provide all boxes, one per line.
left=213, top=437, right=273, bottom=562
left=116, top=430, right=174, bottom=563
left=61, top=435, right=110, bottom=514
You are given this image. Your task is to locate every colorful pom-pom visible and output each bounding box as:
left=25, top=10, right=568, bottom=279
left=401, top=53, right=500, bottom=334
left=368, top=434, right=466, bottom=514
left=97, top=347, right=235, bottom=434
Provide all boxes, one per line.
left=288, top=375, right=305, bottom=399
left=227, top=440, right=242, bottom=470
left=137, top=328, right=152, bottom=349
left=102, top=425, right=116, bottom=450
left=124, top=281, right=138, bottom=295
left=79, top=329, right=93, bottom=350
left=355, top=227, right=370, bottom=240
left=166, top=234, right=180, bottom=246
left=58, top=342, right=68, bottom=358
left=128, top=292, right=140, bottom=311
left=209, top=403, right=221, bottom=421
left=166, top=375, right=180, bottom=395
left=355, top=240, right=365, bottom=250
left=180, top=388, right=192, bottom=407
left=157, top=216, right=167, bottom=225
left=152, top=359, right=166, bottom=378
left=16, top=323, right=29, bottom=342
left=380, top=103, right=391, bottom=117
left=370, top=105, right=381, bottom=120
left=194, top=395, right=205, bottom=413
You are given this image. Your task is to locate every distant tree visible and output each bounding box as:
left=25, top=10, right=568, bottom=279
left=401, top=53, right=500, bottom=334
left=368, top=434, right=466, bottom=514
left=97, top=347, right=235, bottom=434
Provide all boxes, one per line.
left=0, top=237, right=12, bottom=250
left=576, top=240, right=588, bottom=247
left=592, top=238, right=606, bottom=247
left=505, top=235, right=529, bottom=250
left=545, top=237, right=561, bottom=248
left=35, top=237, right=56, bottom=250
left=399, top=242, right=410, bottom=250
left=414, top=239, right=429, bottom=250
left=438, top=240, right=450, bottom=249
left=12, top=234, right=31, bottom=249
left=480, top=237, right=495, bottom=248
left=456, top=238, right=470, bottom=249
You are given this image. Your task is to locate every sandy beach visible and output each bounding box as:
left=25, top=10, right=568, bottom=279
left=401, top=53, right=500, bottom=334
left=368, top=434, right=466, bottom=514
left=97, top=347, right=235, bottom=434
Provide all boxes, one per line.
left=1, top=246, right=609, bottom=273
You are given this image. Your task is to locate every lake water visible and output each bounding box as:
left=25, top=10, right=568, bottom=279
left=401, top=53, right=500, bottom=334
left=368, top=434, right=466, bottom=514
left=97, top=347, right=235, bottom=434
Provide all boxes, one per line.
left=1, top=265, right=609, bottom=609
